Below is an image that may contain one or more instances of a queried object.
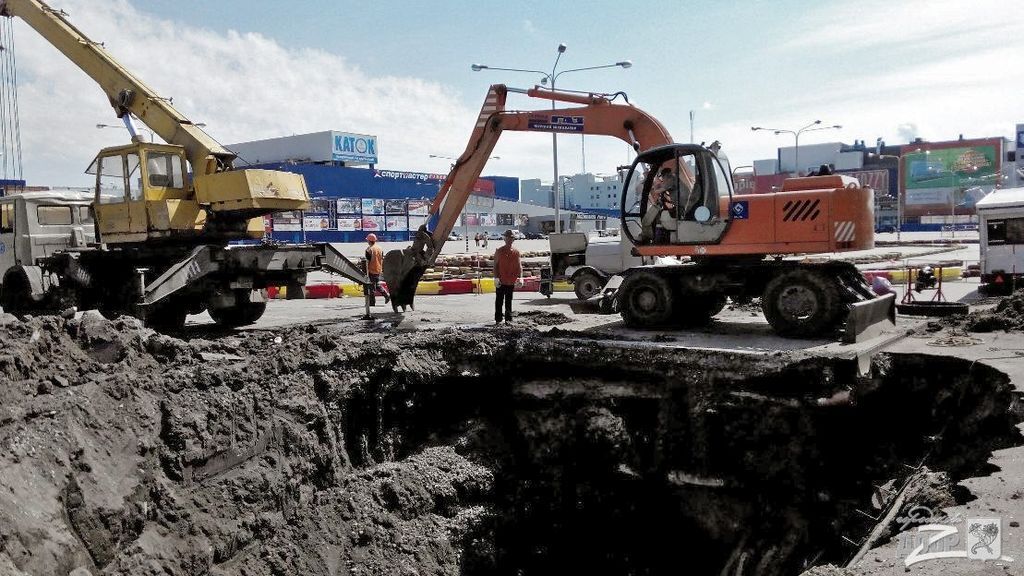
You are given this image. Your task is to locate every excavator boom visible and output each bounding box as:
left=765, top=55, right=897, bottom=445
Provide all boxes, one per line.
left=383, top=84, right=674, bottom=307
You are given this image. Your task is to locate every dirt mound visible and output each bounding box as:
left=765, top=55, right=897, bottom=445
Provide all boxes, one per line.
left=0, top=314, right=498, bottom=576
left=515, top=310, right=572, bottom=326
left=963, top=290, right=1024, bottom=332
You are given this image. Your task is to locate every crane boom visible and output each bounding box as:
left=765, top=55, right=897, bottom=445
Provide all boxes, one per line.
left=1, top=0, right=309, bottom=244
left=383, top=83, right=674, bottom=307
left=0, top=0, right=231, bottom=175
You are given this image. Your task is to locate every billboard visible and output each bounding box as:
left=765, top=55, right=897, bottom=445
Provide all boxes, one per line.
left=901, top=139, right=1002, bottom=218
left=361, top=198, right=385, bottom=215
left=336, top=198, right=360, bottom=214
left=332, top=132, right=378, bottom=164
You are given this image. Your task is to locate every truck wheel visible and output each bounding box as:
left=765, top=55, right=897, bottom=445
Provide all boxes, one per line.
left=0, top=272, right=33, bottom=315
left=145, top=306, right=187, bottom=332
left=618, top=270, right=674, bottom=327
left=674, top=294, right=726, bottom=326
left=209, top=300, right=267, bottom=328
left=761, top=269, right=840, bottom=338
left=573, top=271, right=604, bottom=300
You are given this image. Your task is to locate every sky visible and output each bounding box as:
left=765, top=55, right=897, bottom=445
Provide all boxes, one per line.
left=6, top=0, right=1024, bottom=187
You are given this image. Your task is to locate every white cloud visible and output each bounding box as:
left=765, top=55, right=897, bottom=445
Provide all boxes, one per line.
left=10, top=0, right=499, bottom=186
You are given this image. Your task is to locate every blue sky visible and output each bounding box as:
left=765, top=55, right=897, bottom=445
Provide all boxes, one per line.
left=9, top=0, right=1023, bottom=186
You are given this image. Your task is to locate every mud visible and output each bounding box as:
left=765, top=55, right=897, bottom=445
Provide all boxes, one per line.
left=960, top=289, right=1024, bottom=332
left=0, top=314, right=1020, bottom=575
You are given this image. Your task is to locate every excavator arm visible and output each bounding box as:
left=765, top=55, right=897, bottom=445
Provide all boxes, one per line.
left=0, top=0, right=230, bottom=175
left=383, top=83, right=675, bottom=309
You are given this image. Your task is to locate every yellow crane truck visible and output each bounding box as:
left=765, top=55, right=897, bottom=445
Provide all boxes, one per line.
left=0, top=0, right=366, bottom=329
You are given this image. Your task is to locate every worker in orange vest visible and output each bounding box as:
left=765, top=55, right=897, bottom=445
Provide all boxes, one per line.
left=364, top=233, right=390, bottom=306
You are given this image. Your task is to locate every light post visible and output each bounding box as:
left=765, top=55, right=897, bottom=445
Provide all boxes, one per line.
left=472, top=45, right=631, bottom=234
left=751, top=120, right=841, bottom=176
left=96, top=122, right=155, bottom=143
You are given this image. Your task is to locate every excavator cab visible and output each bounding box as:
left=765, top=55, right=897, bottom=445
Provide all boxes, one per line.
left=87, top=143, right=208, bottom=244
left=621, top=144, right=733, bottom=247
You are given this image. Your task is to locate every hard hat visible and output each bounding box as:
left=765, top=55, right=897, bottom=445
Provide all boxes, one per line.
left=922, top=265, right=932, bottom=273
left=366, top=233, right=377, bottom=243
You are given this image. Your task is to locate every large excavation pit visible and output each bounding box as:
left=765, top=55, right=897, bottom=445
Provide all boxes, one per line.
left=0, top=314, right=1020, bottom=575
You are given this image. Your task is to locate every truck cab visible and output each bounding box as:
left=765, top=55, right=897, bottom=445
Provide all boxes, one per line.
left=0, top=191, right=95, bottom=310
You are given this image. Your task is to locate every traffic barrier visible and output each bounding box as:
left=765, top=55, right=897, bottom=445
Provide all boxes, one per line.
left=278, top=276, right=576, bottom=300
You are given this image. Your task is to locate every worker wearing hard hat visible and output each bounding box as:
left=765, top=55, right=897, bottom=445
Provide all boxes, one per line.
left=493, top=229, right=523, bottom=325
left=364, top=233, right=390, bottom=306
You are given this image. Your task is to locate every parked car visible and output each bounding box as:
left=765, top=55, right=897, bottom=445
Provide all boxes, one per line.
left=875, top=224, right=896, bottom=234
left=488, top=231, right=503, bottom=240
left=509, top=230, right=526, bottom=240
left=525, top=232, right=548, bottom=240
left=447, top=232, right=462, bottom=241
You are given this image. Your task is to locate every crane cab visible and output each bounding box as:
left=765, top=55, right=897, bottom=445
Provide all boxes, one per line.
left=87, top=142, right=205, bottom=244
left=86, top=142, right=311, bottom=245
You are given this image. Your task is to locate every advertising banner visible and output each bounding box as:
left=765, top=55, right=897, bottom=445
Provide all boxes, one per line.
left=517, top=214, right=530, bottom=226
left=385, top=199, right=407, bottom=215
left=902, top=141, right=1000, bottom=218
left=408, top=215, right=428, bottom=231
left=303, top=215, right=333, bottom=231
left=496, top=213, right=514, bottom=226
left=479, top=213, right=497, bottom=226
left=386, top=216, right=408, bottom=231
left=463, top=214, right=479, bottom=226
left=360, top=215, right=385, bottom=232
left=336, top=217, right=362, bottom=231
left=361, top=198, right=385, bottom=215
left=407, top=199, right=430, bottom=216
left=336, top=198, right=360, bottom=214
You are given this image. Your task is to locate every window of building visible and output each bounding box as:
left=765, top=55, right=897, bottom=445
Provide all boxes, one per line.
left=37, top=205, right=73, bottom=225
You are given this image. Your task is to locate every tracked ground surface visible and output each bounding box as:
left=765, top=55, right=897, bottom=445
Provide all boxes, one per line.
left=0, top=311, right=1021, bottom=575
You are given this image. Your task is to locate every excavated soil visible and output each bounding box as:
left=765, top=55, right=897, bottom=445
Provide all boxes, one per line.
left=0, top=312, right=1020, bottom=576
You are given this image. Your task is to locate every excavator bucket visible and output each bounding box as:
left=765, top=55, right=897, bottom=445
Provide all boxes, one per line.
left=382, top=227, right=435, bottom=312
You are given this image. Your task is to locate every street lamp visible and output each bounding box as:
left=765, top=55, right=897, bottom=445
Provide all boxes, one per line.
left=751, top=120, right=841, bottom=176
left=96, top=122, right=154, bottom=143
left=472, top=44, right=631, bottom=233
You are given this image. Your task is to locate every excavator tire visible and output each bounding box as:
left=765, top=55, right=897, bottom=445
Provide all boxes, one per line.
left=573, top=271, right=604, bottom=301
left=761, top=268, right=841, bottom=338
left=618, top=270, right=675, bottom=328
left=674, top=293, right=726, bottom=326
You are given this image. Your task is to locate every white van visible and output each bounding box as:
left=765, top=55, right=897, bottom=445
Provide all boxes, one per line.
left=976, top=187, right=1024, bottom=294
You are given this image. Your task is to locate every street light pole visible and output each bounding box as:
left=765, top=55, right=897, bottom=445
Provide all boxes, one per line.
left=751, top=121, right=841, bottom=175
left=472, top=46, right=631, bottom=234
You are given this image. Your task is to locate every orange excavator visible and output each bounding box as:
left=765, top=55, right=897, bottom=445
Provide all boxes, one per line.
left=384, top=84, right=895, bottom=341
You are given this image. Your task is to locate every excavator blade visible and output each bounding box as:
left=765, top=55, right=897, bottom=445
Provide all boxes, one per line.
left=842, top=293, right=897, bottom=343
